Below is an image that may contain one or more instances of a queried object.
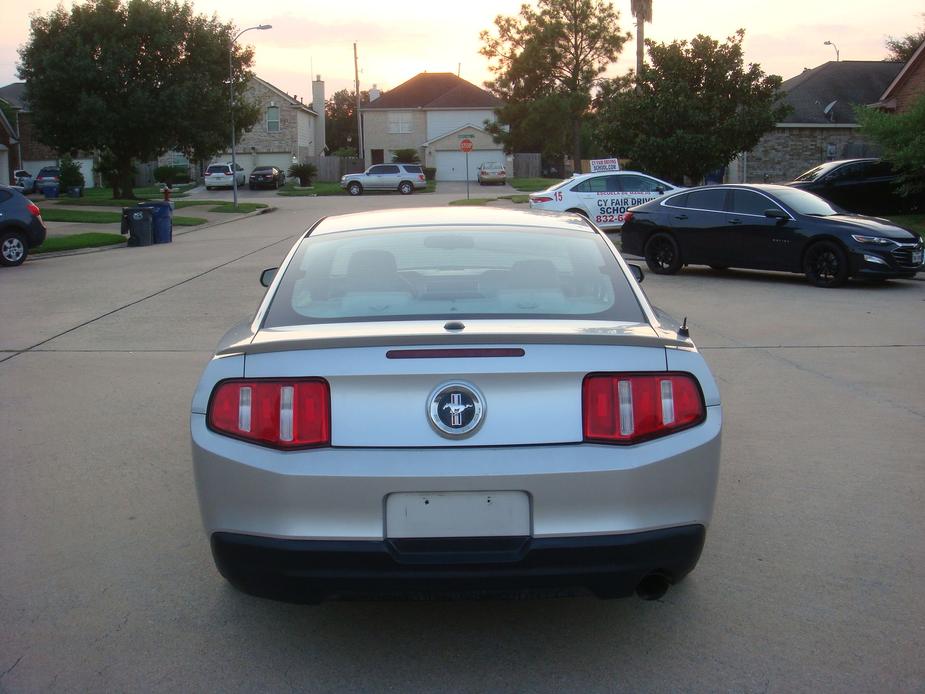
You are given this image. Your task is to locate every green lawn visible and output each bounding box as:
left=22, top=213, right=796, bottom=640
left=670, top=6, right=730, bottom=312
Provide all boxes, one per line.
left=208, top=202, right=269, bottom=213
left=448, top=198, right=496, bottom=206
left=887, top=214, right=925, bottom=237
left=41, top=208, right=121, bottom=224
left=509, top=177, right=563, bottom=192
left=32, top=233, right=125, bottom=254
left=278, top=180, right=437, bottom=196
left=40, top=207, right=205, bottom=226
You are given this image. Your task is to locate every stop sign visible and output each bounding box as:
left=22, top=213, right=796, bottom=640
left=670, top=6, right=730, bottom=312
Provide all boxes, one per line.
left=459, top=138, right=474, bottom=153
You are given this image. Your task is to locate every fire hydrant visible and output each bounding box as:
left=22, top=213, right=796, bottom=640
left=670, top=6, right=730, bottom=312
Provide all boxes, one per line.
left=162, top=185, right=172, bottom=202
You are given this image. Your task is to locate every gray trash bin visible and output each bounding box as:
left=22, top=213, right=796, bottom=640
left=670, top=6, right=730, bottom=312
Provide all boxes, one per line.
left=127, top=208, right=154, bottom=247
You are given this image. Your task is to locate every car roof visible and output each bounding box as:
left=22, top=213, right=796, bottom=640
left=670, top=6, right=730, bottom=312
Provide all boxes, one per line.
left=310, top=206, right=597, bottom=236
left=569, top=170, right=658, bottom=180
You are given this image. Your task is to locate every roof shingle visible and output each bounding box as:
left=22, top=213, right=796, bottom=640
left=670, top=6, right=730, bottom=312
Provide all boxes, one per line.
left=780, top=61, right=903, bottom=124
left=363, top=73, right=499, bottom=110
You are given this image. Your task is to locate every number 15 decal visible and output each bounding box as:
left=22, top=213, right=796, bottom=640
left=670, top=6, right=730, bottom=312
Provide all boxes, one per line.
left=554, top=191, right=563, bottom=202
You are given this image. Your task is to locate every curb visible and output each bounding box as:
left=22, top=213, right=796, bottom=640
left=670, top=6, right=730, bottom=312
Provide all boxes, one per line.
left=29, top=206, right=276, bottom=261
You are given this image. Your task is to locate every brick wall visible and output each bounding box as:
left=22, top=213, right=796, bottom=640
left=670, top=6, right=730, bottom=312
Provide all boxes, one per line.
left=237, top=81, right=318, bottom=157
left=893, top=58, right=925, bottom=113
left=17, top=113, right=57, bottom=161
left=739, top=126, right=881, bottom=183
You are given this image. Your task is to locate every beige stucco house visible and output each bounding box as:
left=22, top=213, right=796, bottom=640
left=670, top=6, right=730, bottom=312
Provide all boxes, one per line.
left=360, top=73, right=507, bottom=181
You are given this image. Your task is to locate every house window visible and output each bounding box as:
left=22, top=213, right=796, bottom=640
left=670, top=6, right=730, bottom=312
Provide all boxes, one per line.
left=267, top=106, right=280, bottom=133
left=387, top=112, right=413, bottom=134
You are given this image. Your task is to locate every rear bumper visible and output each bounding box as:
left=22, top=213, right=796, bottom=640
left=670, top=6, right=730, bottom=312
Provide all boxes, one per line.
left=211, top=524, right=706, bottom=602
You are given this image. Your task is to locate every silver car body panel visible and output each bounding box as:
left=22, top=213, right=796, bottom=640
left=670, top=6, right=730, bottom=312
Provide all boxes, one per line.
left=190, top=207, right=722, bottom=574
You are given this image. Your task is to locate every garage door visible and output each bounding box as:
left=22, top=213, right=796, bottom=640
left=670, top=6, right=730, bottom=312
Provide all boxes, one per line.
left=0, top=148, right=8, bottom=186
left=435, top=150, right=505, bottom=181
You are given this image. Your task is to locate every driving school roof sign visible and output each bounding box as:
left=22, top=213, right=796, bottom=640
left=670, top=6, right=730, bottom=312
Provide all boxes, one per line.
left=590, top=158, right=621, bottom=172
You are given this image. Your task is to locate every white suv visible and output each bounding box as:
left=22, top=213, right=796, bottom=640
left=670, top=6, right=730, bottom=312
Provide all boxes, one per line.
left=340, top=164, right=427, bottom=196
left=205, top=163, right=246, bottom=190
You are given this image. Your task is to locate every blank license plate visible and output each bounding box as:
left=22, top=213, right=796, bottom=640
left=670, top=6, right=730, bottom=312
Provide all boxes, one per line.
left=913, top=250, right=923, bottom=264
left=386, top=491, right=530, bottom=538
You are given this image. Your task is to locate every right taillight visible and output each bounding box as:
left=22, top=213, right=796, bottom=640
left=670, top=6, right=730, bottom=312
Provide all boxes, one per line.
left=532, top=196, right=553, bottom=203
left=27, top=201, right=41, bottom=217
left=583, top=373, right=705, bottom=444
left=208, top=378, right=330, bottom=449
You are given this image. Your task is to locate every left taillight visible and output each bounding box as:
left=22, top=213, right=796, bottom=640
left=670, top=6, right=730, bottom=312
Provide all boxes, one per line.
left=207, top=378, right=330, bottom=449
left=27, top=202, right=41, bottom=217
left=583, top=373, right=705, bottom=444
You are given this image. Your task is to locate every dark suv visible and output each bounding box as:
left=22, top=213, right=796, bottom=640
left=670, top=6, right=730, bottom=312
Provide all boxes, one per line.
left=1, top=186, right=47, bottom=266
left=785, top=159, right=913, bottom=215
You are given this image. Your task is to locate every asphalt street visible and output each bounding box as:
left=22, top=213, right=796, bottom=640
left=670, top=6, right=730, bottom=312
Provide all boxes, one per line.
left=1, top=189, right=923, bottom=692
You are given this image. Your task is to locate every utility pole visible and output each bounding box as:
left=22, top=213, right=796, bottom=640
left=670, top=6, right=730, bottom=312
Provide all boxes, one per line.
left=354, top=42, right=364, bottom=161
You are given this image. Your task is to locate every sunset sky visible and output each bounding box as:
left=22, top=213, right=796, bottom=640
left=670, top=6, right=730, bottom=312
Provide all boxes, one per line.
left=1, top=0, right=922, bottom=99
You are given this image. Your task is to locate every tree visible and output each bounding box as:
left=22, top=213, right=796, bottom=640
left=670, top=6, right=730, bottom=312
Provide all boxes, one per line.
left=391, top=148, right=420, bottom=163
left=325, top=88, right=368, bottom=153
left=17, top=0, right=260, bottom=198
left=884, top=16, right=925, bottom=62
left=630, top=0, right=653, bottom=84
left=595, top=30, right=789, bottom=183
left=857, top=95, right=925, bottom=201
left=480, top=0, right=629, bottom=165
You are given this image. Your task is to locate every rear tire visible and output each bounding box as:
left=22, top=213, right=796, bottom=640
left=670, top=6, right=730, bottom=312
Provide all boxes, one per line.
left=347, top=182, right=363, bottom=196
left=644, top=232, right=682, bottom=275
left=1, top=231, right=28, bottom=267
left=398, top=181, right=414, bottom=195
left=803, top=240, right=849, bottom=288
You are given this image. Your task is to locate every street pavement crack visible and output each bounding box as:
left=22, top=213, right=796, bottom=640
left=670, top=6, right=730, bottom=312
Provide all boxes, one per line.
left=0, top=234, right=298, bottom=366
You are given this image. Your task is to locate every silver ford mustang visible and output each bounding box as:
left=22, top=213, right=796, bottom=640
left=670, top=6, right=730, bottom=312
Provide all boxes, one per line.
left=190, top=207, right=722, bottom=603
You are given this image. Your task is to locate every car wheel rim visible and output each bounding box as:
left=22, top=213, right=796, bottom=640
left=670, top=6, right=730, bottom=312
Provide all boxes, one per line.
left=651, top=239, right=674, bottom=269
left=811, top=249, right=839, bottom=281
left=2, top=237, right=25, bottom=262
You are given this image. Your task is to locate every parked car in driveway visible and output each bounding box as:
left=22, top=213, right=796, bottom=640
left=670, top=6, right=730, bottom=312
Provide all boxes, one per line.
left=190, top=206, right=722, bottom=604
left=0, top=185, right=47, bottom=266
left=248, top=166, right=285, bottom=190
left=205, top=163, right=246, bottom=190
left=785, top=158, right=911, bottom=215
left=13, top=169, right=34, bottom=193
left=477, top=161, right=507, bottom=185
left=621, top=184, right=924, bottom=287
left=340, top=163, right=426, bottom=196
left=528, top=171, right=681, bottom=229
left=33, top=166, right=61, bottom=192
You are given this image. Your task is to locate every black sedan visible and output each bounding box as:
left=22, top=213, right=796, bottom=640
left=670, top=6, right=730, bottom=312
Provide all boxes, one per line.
left=1, top=185, right=47, bottom=267
left=785, top=158, right=914, bottom=215
left=620, top=185, right=924, bottom=287
left=248, top=166, right=285, bottom=190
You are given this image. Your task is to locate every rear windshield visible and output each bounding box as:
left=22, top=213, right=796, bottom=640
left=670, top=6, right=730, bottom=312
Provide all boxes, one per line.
left=263, top=227, right=645, bottom=326
left=206, top=165, right=229, bottom=174
left=252, top=167, right=273, bottom=173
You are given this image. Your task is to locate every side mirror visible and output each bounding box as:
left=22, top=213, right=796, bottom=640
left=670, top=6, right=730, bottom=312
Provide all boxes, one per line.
left=655, top=186, right=666, bottom=195
left=764, top=208, right=788, bottom=220
left=628, top=264, right=644, bottom=283
left=259, top=267, right=278, bottom=287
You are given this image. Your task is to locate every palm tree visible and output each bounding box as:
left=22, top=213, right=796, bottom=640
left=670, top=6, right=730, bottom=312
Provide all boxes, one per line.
left=631, top=0, right=653, bottom=84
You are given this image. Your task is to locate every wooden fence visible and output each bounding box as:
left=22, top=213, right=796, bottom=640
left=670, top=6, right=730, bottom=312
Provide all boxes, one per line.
left=513, top=153, right=541, bottom=179
left=303, top=156, right=366, bottom=182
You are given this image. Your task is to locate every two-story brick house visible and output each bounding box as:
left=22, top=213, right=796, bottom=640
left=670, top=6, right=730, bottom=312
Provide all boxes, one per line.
left=360, top=73, right=506, bottom=181
left=210, top=75, right=326, bottom=173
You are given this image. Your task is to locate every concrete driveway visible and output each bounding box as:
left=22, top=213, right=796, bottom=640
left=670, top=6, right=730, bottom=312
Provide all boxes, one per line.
left=1, top=194, right=923, bottom=692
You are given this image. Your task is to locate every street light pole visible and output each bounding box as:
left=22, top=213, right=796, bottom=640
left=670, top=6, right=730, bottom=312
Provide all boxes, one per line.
left=229, top=24, right=271, bottom=211
left=824, top=40, right=840, bottom=62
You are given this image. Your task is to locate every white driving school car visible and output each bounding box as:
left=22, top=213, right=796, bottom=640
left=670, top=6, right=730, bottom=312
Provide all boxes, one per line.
left=529, top=171, right=681, bottom=229
left=190, top=207, right=722, bottom=603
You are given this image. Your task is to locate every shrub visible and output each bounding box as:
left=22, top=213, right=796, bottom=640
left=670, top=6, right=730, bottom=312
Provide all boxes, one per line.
left=288, top=162, right=318, bottom=186
left=59, top=154, right=85, bottom=188
left=423, top=166, right=437, bottom=181
left=154, top=165, right=190, bottom=185
left=391, top=148, right=421, bottom=163
left=331, top=147, right=358, bottom=158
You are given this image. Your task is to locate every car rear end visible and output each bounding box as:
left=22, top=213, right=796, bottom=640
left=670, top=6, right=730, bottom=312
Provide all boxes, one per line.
left=205, top=164, right=233, bottom=188
left=191, top=208, right=722, bottom=603
left=0, top=187, right=47, bottom=266
left=400, top=164, right=428, bottom=190
left=34, top=167, right=61, bottom=191
left=249, top=168, right=276, bottom=189
left=479, top=163, right=507, bottom=185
